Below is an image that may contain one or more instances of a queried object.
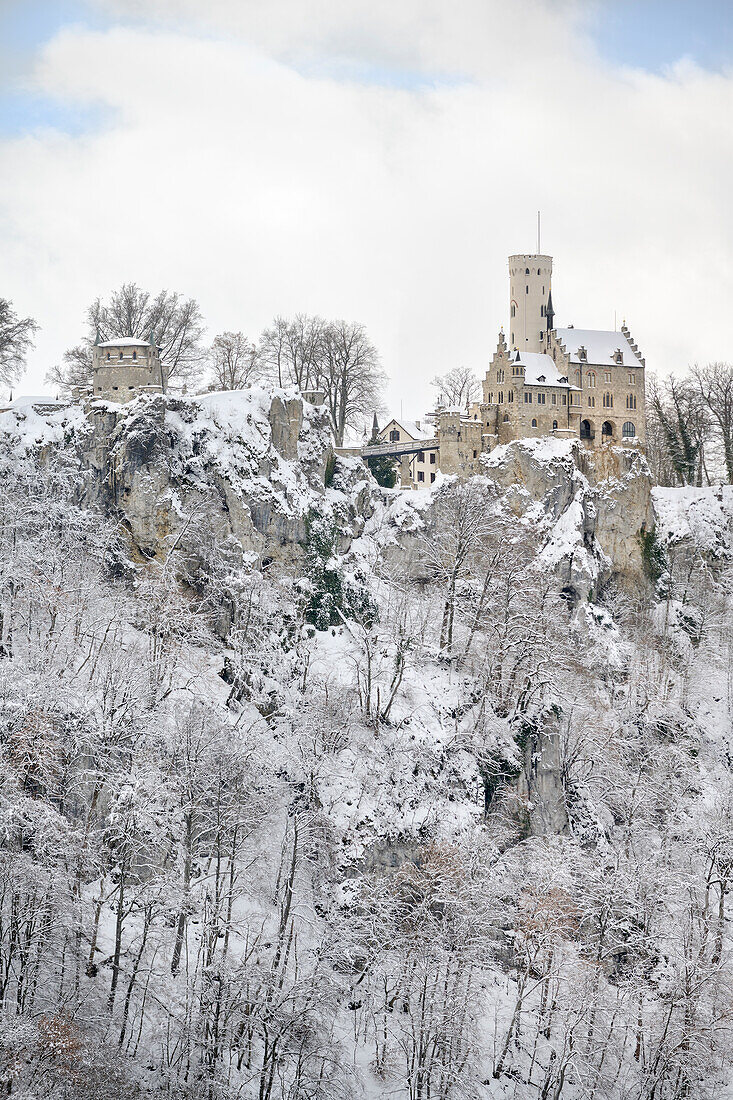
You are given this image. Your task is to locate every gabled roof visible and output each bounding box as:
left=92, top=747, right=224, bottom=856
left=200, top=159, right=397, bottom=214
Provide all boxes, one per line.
left=380, top=417, right=432, bottom=440
left=554, top=328, right=641, bottom=367
left=513, top=351, right=574, bottom=388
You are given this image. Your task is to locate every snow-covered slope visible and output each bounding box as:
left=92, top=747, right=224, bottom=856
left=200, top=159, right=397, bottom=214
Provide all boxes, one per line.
left=1, top=396, right=732, bottom=1100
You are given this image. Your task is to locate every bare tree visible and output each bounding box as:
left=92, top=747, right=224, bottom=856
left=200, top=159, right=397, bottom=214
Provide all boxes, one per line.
left=431, top=365, right=479, bottom=410
left=692, top=362, right=733, bottom=482
left=259, top=313, right=324, bottom=389
left=208, top=331, right=262, bottom=391
left=48, top=283, right=205, bottom=392
left=319, top=319, right=386, bottom=446
left=417, top=478, right=499, bottom=654
left=0, top=297, right=38, bottom=388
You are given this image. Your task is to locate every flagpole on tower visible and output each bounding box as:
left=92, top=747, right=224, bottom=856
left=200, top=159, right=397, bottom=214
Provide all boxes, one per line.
left=537, top=211, right=541, bottom=254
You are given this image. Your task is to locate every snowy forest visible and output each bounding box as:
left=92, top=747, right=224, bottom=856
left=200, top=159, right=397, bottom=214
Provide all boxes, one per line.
left=2, top=290, right=733, bottom=1099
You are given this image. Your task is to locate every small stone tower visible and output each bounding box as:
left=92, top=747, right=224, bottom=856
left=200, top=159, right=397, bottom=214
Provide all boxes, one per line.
left=91, top=336, right=167, bottom=402
left=508, top=253, right=553, bottom=353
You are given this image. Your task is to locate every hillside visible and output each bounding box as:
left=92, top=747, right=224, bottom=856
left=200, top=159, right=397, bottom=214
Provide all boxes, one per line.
left=0, top=391, right=732, bottom=1100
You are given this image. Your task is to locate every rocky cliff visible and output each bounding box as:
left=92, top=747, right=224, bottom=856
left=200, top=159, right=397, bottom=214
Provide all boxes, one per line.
left=0, top=390, right=373, bottom=576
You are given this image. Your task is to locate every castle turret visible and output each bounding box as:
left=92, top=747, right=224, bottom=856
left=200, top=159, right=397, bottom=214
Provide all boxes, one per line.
left=508, top=253, right=553, bottom=353
left=91, top=336, right=167, bottom=402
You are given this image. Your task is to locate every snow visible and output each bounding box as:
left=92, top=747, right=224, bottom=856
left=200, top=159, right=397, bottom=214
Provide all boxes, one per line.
left=5, top=388, right=733, bottom=1100
left=98, top=336, right=155, bottom=347
left=652, top=484, right=733, bottom=555
left=0, top=398, right=85, bottom=454
left=483, top=435, right=578, bottom=469
left=554, top=326, right=642, bottom=366
left=512, top=350, right=574, bottom=388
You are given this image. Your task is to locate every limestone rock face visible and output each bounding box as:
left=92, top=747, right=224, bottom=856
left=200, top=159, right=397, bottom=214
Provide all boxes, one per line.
left=76, top=389, right=364, bottom=572
left=373, top=438, right=654, bottom=601
left=514, top=714, right=570, bottom=837
left=482, top=438, right=654, bottom=598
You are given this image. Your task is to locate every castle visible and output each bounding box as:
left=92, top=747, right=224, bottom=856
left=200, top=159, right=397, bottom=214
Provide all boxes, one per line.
left=376, top=251, right=647, bottom=485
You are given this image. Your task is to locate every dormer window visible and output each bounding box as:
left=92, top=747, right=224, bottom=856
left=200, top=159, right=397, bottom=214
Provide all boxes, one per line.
left=577, top=346, right=587, bottom=361
left=613, top=349, right=624, bottom=364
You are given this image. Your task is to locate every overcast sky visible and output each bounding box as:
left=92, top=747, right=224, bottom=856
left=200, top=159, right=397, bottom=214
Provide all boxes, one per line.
left=1, top=0, right=732, bottom=415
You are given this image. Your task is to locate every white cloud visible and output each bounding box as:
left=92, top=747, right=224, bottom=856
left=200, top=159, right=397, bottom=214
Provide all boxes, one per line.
left=1, top=2, right=732, bottom=416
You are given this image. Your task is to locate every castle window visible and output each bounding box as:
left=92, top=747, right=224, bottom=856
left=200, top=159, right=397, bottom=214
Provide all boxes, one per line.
left=551, top=393, right=557, bottom=405
left=628, top=373, right=636, bottom=385
left=473, top=450, right=478, bottom=458
left=511, top=304, right=516, bottom=317
left=537, top=268, right=541, bottom=275
left=430, top=472, right=436, bottom=483
left=511, top=334, right=514, bottom=345
left=106, top=352, right=110, bottom=360
left=525, top=268, right=530, bottom=275
left=626, top=394, right=637, bottom=409
left=417, top=451, right=425, bottom=462
left=575, top=370, right=581, bottom=384
left=540, top=332, right=544, bottom=341
left=417, top=470, right=425, bottom=482
left=553, top=420, right=558, bottom=430
left=586, top=372, right=596, bottom=387
left=112, top=385, right=118, bottom=390
left=526, top=286, right=529, bottom=294
left=498, top=391, right=504, bottom=403
left=503, top=413, right=510, bottom=422
left=604, top=371, right=612, bottom=384
left=497, top=369, right=504, bottom=383
left=588, top=396, right=595, bottom=407
left=524, top=392, right=532, bottom=403
left=430, top=453, right=436, bottom=464
left=531, top=419, right=537, bottom=427
left=508, top=390, right=514, bottom=402
left=562, top=395, right=567, bottom=405
left=537, top=393, right=546, bottom=404
left=622, top=421, right=636, bottom=438
left=541, top=304, right=545, bottom=317
left=488, top=392, right=493, bottom=403
left=603, top=392, right=613, bottom=408
left=119, top=351, right=123, bottom=359
left=389, top=429, right=400, bottom=441
left=133, top=351, right=137, bottom=360
left=571, top=392, right=581, bottom=405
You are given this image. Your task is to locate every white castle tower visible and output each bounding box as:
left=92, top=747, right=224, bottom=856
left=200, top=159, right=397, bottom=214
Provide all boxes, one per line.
left=508, top=253, right=553, bottom=353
